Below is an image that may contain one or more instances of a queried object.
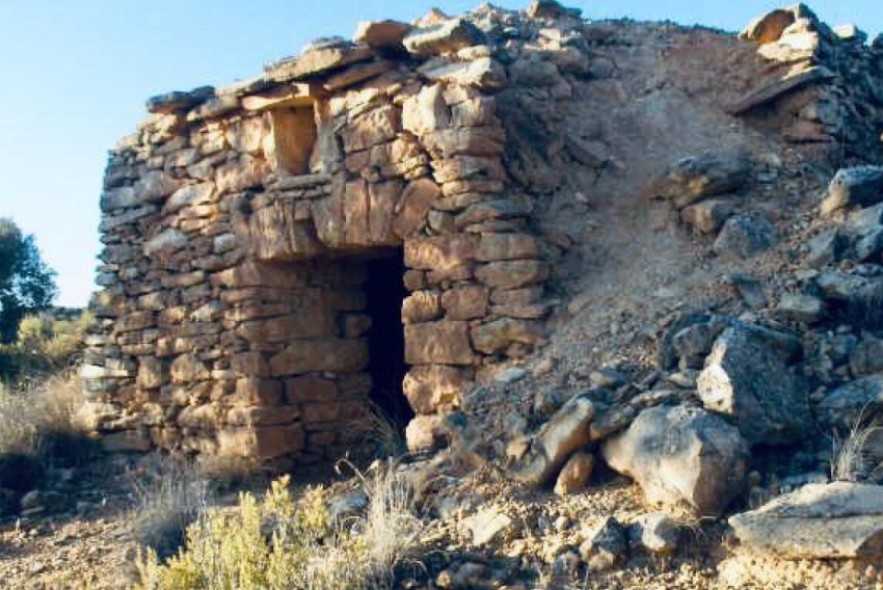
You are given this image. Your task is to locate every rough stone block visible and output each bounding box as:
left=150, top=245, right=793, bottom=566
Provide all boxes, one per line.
left=475, top=260, right=549, bottom=289
left=218, top=425, right=305, bottom=459
left=404, top=235, right=478, bottom=270
left=471, top=318, right=546, bottom=355
left=269, top=339, right=369, bottom=376
left=403, top=365, right=471, bottom=414
left=441, top=285, right=488, bottom=320
left=405, top=321, right=475, bottom=365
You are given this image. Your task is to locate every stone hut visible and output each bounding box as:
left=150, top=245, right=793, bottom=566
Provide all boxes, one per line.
left=82, top=6, right=572, bottom=466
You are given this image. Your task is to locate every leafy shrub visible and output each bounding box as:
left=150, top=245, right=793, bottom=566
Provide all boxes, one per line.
left=138, top=462, right=422, bottom=590
left=0, top=310, right=91, bottom=384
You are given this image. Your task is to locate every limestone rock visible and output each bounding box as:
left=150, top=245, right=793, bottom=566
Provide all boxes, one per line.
left=729, top=65, right=835, bottom=116
left=406, top=414, right=448, bottom=452
left=653, top=152, right=751, bottom=209
left=265, top=41, right=374, bottom=82
left=739, top=9, right=797, bottom=44
left=820, top=166, right=883, bottom=216
left=681, top=198, right=734, bottom=234
left=729, top=482, right=883, bottom=559
left=629, top=513, right=680, bottom=555
left=511, top=393, right=595, bottom=487
left=601, top=405, right=749, bottom=516
left=405, top=321, right=475, bottom=365
left=470, top=318, right=546, bottom=355
left=579, top=517, right=627, bottom=572
left=775, top=293, right=825, bottom=324
left=422, top=57, right=507, bottom=91
left=461, top=507, right=514, bottom=546
left=554, top=451, right=595, bottom=496
left=353, top=20, right=411, bottom=49
left=403, top=19, right=486, bottom=57
left=848, top=337, right=883, bottom=378
left=403, top=366, right=469, bottom=415
left=697, top=323, right=810, bottom=446
left=713, top=213, right=777, bottom=259
left=526, top=0, right=581, bottom=20
left=146, top=86, right=214, bottom=114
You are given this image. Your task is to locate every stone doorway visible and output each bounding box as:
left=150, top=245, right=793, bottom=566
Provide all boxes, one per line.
left=363, top=251, right=413, bottom=430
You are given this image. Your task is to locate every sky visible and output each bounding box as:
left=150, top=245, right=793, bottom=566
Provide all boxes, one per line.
left=0, top=1, right=880, bottom=308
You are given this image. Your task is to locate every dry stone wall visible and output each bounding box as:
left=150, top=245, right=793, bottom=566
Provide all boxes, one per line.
left=82, top=4, right=580, bottom=464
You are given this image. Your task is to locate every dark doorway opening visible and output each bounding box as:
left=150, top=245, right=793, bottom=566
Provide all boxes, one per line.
left=363, top=251, right=413, bottom=430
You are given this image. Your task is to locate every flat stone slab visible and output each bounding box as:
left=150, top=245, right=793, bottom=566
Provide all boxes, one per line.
left=728, top=65, right=835, bottom=115
left=729, top=482, right=883, bottom=560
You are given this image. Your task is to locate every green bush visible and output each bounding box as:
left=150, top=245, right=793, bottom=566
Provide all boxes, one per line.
left=0, top=310, right=90, bottom=384
left=138, top=463, right=422, bottom=590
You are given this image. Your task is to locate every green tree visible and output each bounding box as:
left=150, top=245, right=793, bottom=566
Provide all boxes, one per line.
left=0, top=218, right=57, bottom=343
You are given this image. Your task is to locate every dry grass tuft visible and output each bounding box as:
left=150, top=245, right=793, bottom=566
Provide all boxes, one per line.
left=0, top=374, right=92, bottom=489
left=831, top=409, right=883, bottom=483
left=350, top=401, right=408, bottom=460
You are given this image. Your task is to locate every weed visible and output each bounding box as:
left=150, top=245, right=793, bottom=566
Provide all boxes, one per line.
left=831, top=408, right=883, bottom=483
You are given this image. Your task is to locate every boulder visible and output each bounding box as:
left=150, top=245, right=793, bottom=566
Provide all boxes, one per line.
left=820, top=166, right=883, bottom=217
left=697, top=323, right=810, bottom=445
left=403, top=19, right=486, bottom=57
left=713, top=213, right=777, bottom=259
left=601, top=405, right=749, bottom=516
left=652, top=152, right=751, bottom=209
left=510, top=393, right=595, bottom=487
left=729, top=482, right=883, bottom=559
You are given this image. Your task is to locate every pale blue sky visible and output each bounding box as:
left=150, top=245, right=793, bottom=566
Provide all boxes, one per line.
left=0, top=1, right=879, bottom=307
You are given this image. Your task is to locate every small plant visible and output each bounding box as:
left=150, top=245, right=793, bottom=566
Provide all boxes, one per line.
left=831, top=409, right=883, bottom=483
left=137, top=460, right=423, bottom=590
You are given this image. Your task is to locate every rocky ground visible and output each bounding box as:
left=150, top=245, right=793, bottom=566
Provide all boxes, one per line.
left=5, top=0, right=883, bottom=588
